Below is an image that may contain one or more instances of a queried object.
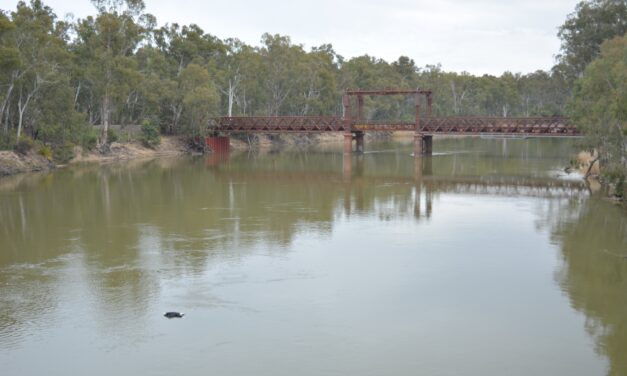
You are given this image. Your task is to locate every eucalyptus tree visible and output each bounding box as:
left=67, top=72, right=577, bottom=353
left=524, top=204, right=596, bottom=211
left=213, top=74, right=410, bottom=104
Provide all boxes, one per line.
left=557, top=0, right=627, bottom=81
left=517, top=70, right=569, bottom=116
left=572, top=35, right=627, bottom=188
left=215, top=38, right=246, bottom=117
left=153, top=23, right=223, bottom=132
left=297, top=44, right=340, bottom=116
left=0, top=12, right=18, bottom=141
left=231, top=43, right=264, bottom=116
left=1, top=0, right=72, bottom=142
left=178, top=63, right=219, bottom=136
left=73, top=0, right=153, bottom=146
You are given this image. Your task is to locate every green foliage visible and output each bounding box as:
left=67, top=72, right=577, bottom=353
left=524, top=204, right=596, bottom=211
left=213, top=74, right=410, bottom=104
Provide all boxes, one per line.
left=572, top=35, right=627, bottom=188
left=38, top=145, right=52, bottom=161
left=52, top=142, right=75, bottom=163
left=81, top=128, right=99, bottom=150
left=140, top=120, right=160, bottom=148
left=14, top=135, right=34, bottom=155
left=557, top=0, right=627, bottom=80
left=605, top=167, right=625, bottom=198
left=107, top=128, right=119, bottom=144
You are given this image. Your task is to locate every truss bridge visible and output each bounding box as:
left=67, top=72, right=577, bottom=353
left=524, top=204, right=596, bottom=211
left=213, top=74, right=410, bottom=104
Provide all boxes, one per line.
left=208, top=89, right=580, bottom=155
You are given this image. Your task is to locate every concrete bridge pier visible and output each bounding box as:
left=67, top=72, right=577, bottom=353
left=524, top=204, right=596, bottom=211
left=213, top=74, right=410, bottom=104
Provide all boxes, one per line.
left=414, top=133, right=423, bottom=156
left=355, top=132, right=364, bottom=153
left=424, top=135, right=433, bottom=155
left=344, top=132, right=353, bottom=154
left=413, top=134, right=433, bottom=156
left=344, top=132, right=365, bottom=154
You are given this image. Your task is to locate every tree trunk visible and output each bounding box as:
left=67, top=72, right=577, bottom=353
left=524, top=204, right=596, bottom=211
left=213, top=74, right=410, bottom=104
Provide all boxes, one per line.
left=16, top=85, right=36, bottom=141
left=584, top=157, right=599, bottom=178
left=101, top=93, right=110, bottom=145
left=1, top=83, right=14, bottom=136
left=227, top=80, right=235, bottom=117
left=17, top=107, right=23, bottom=140
left=74, top=81, right=82, bottom=108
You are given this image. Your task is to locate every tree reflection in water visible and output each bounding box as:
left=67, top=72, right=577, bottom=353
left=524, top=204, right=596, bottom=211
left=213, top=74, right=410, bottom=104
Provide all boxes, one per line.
left=554, top=198, right=627, bottom=376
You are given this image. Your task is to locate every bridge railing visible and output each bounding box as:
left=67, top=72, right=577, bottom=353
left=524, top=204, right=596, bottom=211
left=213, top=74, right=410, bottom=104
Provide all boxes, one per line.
left=210, top=116, right=346, bottom=132
left=420, top=116, right=577, bottom=135
left=210, top=116, right=579, bottom=136
left=352, top=117, right=578, bottom=135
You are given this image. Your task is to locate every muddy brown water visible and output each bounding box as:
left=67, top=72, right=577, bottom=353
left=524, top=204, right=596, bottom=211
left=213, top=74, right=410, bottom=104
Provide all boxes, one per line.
left=1, top=137, right=626, bottom=376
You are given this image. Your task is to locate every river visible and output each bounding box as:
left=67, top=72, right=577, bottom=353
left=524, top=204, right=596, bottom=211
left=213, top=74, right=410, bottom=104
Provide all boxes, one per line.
left=1, top=137, right=626, bottom=376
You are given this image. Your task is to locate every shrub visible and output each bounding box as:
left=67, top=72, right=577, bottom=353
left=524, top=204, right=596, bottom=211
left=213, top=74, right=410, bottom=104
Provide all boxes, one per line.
left=605, top=169, right=625, bottom=198
left=81, top=128, right=99, bottom=150
left=107, top=128, right=119, bottom=144
left=14, top=136, right=35, bottom=155
left=52, top=142, right=75, bottom=163
left=38, top=145, right=53, bottom=161
left=140, top=120, right=161, bottom=148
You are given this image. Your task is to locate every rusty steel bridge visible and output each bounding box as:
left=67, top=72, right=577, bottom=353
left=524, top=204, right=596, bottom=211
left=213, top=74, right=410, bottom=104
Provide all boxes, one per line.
left=208, top=89, right=579, bottom=155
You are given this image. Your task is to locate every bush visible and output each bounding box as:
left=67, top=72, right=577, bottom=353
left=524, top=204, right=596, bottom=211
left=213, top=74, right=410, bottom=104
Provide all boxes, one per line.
left=38, top=145, right=53, bottom=161
left=107, top=128, right=119, bottom=144
left=52, top=142, right=75, bottom=164
left=14, top=136, right=35, bottom=155
left=603, top=167, right=626, bottom=198
left=140, top=120, right=161, bottom=148
left=0, top=135, right=13, bottom=151
left=81, top=128, right=99, bottom=150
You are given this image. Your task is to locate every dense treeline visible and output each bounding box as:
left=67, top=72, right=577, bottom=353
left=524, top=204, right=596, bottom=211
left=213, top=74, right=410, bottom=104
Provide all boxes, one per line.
left=0, top=0, right=573, bottom=152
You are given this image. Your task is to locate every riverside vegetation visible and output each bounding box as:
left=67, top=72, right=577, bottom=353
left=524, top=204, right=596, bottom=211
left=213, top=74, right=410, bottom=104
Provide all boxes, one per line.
left=0, top=0, right=625, bottom=194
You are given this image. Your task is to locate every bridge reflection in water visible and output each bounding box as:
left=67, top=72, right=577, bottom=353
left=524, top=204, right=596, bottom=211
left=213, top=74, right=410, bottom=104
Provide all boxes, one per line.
left=206, top=146, right=588, bottom=222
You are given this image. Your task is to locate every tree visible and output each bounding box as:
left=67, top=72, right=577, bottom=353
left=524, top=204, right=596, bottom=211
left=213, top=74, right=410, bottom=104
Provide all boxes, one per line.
left=1, top=1, right=79, bottom=143
left=571, top=35, right=627, bottom=192
left=179, top=63, right=218, bottom=135
left=258, top=33, right=305, bottom=116
left=557, top=0, right=627, bottom=81
left=0, top=11, right=18, bottom=141
left=73, top=0, right=152, bottom=147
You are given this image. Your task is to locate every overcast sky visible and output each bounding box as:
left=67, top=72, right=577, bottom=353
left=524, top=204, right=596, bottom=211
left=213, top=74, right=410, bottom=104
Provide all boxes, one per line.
left=35, top=0, right=579, bottom=75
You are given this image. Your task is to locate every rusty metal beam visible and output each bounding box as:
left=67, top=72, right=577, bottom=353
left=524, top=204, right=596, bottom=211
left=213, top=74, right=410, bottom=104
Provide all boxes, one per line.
left=345, top=88, right=432, bottom=95
left=210, top=116, right=579, bottom=136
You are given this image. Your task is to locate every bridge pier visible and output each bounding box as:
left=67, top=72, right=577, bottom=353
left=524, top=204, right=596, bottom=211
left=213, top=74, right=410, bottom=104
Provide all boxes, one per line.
left=424, top=135, right=433, bottom=155
left=344, top=133, right=353, bottom=154
left=343, top=131, right=365, bottom=154
left=355, top=132, right=364, bottom=153
left=413, top=134, right=433, bottom=157
left=414, top=134, right=423, bottom=156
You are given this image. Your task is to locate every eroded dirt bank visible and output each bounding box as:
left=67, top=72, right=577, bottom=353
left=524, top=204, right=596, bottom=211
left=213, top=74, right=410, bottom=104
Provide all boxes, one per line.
left=0, top=136, right=189, bottom=178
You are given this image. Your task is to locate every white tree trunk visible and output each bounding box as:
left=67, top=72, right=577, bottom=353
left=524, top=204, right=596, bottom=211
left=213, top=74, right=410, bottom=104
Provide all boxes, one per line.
left=16, top=82, right=37, bottom=141
left=1, top=83, right=14, bottom=135
left=227, top=80, right=235, bottom=117
left=101, top=93, right=110, bottom=145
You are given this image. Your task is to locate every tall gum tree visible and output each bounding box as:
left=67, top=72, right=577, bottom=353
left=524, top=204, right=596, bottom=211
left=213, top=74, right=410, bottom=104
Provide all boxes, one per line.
left=557, top=0, right=627, bottom=81
left=74, top=0, right=152, bottom=148
left=572, top=35, right=627, bottom=190
left=0, top=1, right=73, bottom=142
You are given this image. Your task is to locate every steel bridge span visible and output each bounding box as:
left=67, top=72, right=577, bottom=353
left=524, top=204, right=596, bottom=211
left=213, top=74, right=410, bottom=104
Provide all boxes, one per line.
left=208, top=89, right=579, bottom=156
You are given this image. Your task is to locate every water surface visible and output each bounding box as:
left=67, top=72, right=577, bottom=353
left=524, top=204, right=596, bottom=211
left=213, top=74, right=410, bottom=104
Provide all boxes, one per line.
left=1, top=138, right=626, bottom=376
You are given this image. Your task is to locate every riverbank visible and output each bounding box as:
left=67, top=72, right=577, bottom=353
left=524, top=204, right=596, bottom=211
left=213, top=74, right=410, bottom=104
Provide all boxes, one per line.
left=0, top=136, right=189, bottom=178
left=0, top=150, right=54, bottom=177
